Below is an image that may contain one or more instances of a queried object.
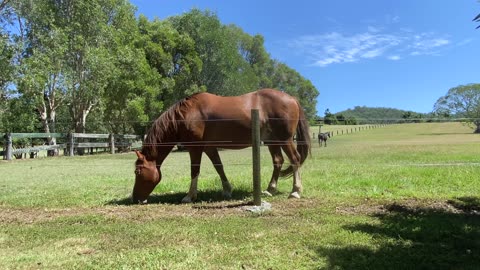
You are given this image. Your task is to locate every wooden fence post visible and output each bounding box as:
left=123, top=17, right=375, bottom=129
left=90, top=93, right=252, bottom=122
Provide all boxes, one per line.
left=251, top=109, right=261, bottom=206
left=68, top=133, right=75, bottom=157
left=109, top=134, right=115, bottom=154
left=5, top=133, right=12, bottom=161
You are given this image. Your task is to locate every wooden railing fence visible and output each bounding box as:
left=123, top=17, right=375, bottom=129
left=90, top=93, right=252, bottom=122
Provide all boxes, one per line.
left=2, top=133, right=142, bottom=160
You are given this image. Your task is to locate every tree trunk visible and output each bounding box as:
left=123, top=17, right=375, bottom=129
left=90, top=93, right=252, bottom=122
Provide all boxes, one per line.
left=74, top=109, right=90, bottom=155
left=47, top=110, right=58, bottom=156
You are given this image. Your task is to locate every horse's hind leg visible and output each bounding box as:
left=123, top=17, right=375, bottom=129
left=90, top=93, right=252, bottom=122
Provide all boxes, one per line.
left=264, top=145, right=284, bottom=196
left=281, top=142, right=302, bottom=199
left=205, top=147, right=232, bottom=199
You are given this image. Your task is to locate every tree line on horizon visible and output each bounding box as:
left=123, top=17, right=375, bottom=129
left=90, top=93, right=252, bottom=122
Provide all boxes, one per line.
left=320, top=82, right=480, bottom=133
left=0, top=0, right=319, bottom=142
left=320, top=106, right=433, bottom=125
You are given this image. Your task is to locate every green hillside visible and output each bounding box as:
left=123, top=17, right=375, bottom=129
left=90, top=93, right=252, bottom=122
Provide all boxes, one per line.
left=335, top=106, right=427, bottom=124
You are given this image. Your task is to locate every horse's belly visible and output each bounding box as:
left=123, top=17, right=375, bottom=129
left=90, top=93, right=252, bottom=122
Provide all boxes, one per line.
left=202, top=122, right=252, bottom=148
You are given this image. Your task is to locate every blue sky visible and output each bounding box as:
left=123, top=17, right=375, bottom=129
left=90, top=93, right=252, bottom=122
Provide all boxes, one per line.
left=130, top=0, right=480, bottom=116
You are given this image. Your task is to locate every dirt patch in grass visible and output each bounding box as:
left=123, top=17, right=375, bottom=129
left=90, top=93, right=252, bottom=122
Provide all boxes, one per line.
left=1, top=197, right=478, bottom=225
left=0, top=198, right=323, bottom=224
left=335, top=197, right=480, bottom=216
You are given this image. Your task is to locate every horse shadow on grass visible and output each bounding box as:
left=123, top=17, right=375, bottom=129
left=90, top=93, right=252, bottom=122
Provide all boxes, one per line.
left=106, top=188, right=254, bottom=206
left=317, top=197, right=480, bottom=270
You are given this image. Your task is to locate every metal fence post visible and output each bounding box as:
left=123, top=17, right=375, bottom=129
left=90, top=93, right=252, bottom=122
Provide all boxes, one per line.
left=251, top=109, right=261, bottom=206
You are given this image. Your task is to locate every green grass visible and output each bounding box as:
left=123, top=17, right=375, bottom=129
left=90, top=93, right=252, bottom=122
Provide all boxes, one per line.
left=1, top=122, right=479, bottom=269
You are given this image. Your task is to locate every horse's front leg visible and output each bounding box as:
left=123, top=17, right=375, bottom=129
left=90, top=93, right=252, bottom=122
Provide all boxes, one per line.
left=182, top=148, right=203, bottom=203
left=204, top=147, right=232, bottom=199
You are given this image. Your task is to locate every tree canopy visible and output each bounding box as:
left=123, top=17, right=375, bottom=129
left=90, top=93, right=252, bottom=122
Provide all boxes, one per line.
left=0, top=2, right=319, bottom=136
left=434, top=83, right=480, bottom=133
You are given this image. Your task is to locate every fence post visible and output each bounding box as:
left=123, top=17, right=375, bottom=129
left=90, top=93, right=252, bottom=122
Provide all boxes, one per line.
left=110, top=134, right=115, bottom=154
left=251, top=109, right=261, bottom=206
left=68, top=133, right=75, bottom=157
left=5, top=133, right=12, bottom=160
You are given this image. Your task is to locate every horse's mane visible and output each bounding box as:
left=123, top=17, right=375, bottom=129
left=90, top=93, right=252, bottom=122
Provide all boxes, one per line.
left=142, top=93, right=201, bottom=159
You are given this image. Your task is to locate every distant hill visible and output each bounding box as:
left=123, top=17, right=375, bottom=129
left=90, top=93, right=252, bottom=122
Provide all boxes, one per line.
left=334, top=106, right=426, bottom=124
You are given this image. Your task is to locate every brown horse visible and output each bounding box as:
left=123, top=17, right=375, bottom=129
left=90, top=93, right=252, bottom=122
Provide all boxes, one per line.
left=133, top=88, right=311, bottom=203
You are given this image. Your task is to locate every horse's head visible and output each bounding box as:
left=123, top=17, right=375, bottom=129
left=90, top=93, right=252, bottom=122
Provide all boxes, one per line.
left=132, top=150, right=161, bottom=204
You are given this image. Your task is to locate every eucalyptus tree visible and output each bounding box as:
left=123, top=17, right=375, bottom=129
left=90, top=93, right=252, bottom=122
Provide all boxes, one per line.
left=15, top=18, right=68, bottom=137
left=168, top=9, right=319, bottom=119
left=169, top=9, right=258, bottom=96
left=137, top=15, right=203, bottom=110
left=229, top=27, right=272, bottom=89
left=0, top=0, right=70, bottom=155
left=53, top=0, right=138, bottom=133
left=434, top=83, right=480, bottom=133
left=269, top=61, right=319, bottom=120
left=94, top=9, right=156, bottom=134
left=0, top=0, right=14, bottom=88
left=0, top=0, right=15, bottom=131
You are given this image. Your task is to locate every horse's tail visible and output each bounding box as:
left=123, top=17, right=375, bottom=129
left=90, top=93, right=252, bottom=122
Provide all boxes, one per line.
left=280, top=102, right=311, bottom=178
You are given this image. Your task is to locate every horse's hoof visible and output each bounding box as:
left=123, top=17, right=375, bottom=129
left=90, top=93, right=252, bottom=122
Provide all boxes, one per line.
left=181, top=195, right=194, bottom=203
left=223, top=191, right=232, bottom=199
left=288, top=192, right=301, bottom=199
left=138, top=199, right=148, bottom=205
left=262, top=190, right=273, bottom=197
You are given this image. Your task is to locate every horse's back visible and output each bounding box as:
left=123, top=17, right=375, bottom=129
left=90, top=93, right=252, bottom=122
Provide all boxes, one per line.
left=192, top=89, right=298, bottom=119
left=186, top=89, right=300, bottom=145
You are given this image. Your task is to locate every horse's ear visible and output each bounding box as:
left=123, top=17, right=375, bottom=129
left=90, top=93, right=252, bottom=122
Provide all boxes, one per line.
left=134, top=150, right=145, bottom=160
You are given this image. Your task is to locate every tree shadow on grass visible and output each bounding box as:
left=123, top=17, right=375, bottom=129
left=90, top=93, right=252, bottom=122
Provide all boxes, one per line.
left=417, top=132, right=474, bottom=136
left=106, top=188, right=253, bottom=206
left=317, top=197, right=480, bottom=270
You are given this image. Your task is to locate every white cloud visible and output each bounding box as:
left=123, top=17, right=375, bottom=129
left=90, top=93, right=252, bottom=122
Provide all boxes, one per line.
left=289, top=28, right=452, bottom=67
left=457, top=38, right=473, bottom=46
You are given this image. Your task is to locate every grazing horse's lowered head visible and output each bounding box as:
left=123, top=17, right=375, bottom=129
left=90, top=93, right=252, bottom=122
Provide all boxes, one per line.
left=132, top=150, right=160, bottom=204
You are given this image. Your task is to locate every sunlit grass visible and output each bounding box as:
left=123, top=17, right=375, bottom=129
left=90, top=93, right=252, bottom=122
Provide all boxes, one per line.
left=0, top=122, right=479, bottom=269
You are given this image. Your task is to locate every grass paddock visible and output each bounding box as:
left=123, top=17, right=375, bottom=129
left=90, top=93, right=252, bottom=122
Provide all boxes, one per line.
left=1, top=122, right=479, bottom=269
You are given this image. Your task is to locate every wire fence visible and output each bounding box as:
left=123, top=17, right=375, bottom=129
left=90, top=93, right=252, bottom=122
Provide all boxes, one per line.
left=4, top=114, right=477, bottom=161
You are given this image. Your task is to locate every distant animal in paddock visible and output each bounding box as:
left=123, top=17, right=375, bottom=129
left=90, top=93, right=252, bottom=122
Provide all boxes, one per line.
left=318, top=132, right=331, bottom=147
